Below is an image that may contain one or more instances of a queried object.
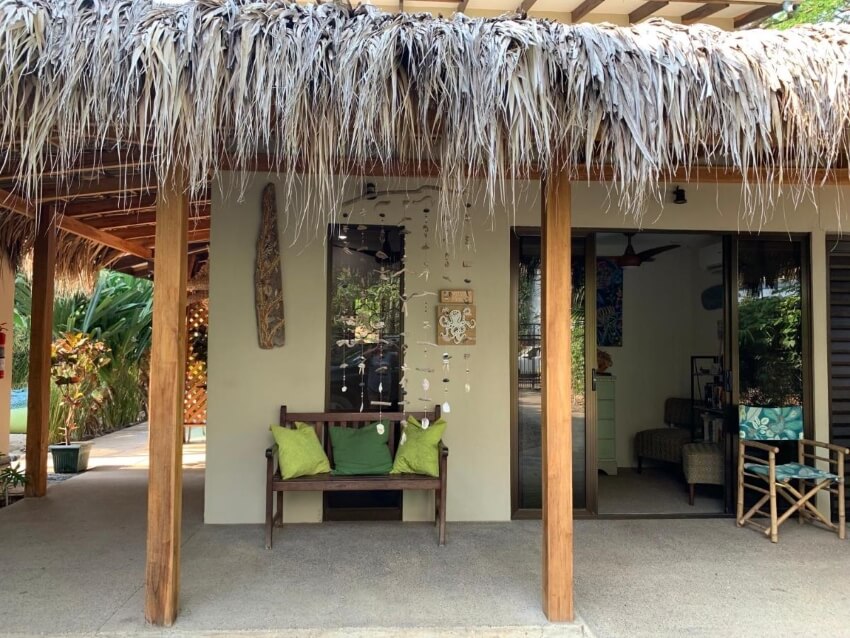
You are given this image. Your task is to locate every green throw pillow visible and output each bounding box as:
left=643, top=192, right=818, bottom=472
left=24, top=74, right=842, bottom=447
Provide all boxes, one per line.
left=270, top=422, right=331, bottom=479
left=329, top=422, right=393, bottom=475
left=391, top=416, right=447, bottom=477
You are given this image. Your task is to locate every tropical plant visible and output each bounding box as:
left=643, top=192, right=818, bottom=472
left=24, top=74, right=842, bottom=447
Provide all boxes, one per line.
left=13, top=270, right=154, bottom=438
left=0, top=461, right=27, bottom=506
left=738, top=278, right=803, bottom=406
left=50, top=332, right=111, bottom=444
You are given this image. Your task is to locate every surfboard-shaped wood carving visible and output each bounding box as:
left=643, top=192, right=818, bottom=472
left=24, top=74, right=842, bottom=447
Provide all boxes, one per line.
left=255, top=183, right=285, bottom=349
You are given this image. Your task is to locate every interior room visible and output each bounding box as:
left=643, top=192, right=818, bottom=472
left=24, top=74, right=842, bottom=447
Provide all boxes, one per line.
left=595, top=232, right=726, bottom=516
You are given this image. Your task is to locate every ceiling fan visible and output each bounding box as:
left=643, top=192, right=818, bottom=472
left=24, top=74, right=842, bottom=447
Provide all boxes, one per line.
left=615, top=233, right=680, bottom=269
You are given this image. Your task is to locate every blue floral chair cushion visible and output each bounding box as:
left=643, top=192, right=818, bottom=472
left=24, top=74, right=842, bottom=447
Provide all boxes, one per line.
left=744, top=462, right=839, bottom=483
left=738, top=405, right=803, bottom=441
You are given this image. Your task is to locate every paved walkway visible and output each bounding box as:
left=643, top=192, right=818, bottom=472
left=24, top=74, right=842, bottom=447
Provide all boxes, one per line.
left=1, top=429, right=848, bottom=637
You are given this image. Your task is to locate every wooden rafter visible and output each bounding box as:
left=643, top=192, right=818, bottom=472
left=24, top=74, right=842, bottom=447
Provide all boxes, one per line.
left=682, top=2, right=729, bottom=23
left=629, top=0, right=669, bottom=22
left=517, top=0, right=537, bottom=11
left=0, top=188, right=153, bottom=259
left=572, top=0, right=606, bottom=21
left=734, top=3, right=780, bottom=26
left=457, top=0, right=469, bottom=12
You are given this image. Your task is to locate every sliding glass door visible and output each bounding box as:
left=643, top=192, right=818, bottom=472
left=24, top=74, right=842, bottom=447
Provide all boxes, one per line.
left=511, top=231, right=595, bottom=517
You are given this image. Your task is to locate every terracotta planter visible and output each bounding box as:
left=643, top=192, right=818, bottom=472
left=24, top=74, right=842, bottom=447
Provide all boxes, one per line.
left=48, top=441, right=93, bottom=474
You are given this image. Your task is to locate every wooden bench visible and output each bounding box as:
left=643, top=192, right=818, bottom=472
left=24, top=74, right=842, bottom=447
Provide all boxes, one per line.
left=265, top=406, right=448, bottom=549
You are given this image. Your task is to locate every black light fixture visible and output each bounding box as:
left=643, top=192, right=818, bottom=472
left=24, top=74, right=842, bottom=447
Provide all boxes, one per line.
left=673, top=186, right=687, bottom=205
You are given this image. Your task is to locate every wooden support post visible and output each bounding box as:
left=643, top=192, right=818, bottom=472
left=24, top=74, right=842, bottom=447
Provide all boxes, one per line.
left=540, top=168, right=574, bottom=621
left=144, top=167, right=189, bottom=626
left=25, top=205, right=55, bottom=497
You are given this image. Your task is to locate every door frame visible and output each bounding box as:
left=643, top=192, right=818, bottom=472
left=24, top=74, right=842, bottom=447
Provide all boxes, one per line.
left=510, top=227, right=597, bottom=518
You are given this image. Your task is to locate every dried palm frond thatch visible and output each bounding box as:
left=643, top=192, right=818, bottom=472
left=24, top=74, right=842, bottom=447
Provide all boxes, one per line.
left=0, top=211, right=115, bottom=294
left=0, top=0, right=848, bottom=241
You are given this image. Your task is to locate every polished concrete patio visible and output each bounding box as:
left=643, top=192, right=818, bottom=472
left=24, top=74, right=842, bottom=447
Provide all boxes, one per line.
left=1, top=428, right=848, bottom=637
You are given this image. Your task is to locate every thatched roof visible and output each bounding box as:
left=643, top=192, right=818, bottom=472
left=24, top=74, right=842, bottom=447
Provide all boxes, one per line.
left=0, top=0, right=849, bottom=245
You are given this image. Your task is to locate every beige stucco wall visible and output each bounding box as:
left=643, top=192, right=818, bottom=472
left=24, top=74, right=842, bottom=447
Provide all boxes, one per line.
left=206, top=176, right=847, bottom=524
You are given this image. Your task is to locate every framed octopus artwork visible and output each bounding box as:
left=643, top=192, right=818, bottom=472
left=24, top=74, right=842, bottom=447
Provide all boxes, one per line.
left=437, top=304, right=477, bottom=346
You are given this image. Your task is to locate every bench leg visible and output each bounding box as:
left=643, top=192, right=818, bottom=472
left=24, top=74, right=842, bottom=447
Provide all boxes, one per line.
left=265, top=486, right=274, bottom=550
left=438, top=487, right=447, bottom=546
left=275, top=491, right=284, bottom=527
left=688, top=483, right=695, bottom=506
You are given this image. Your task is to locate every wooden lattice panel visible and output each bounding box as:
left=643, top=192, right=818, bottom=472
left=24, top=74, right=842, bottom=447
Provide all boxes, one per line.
left=184, top=300, right=208, bottom=425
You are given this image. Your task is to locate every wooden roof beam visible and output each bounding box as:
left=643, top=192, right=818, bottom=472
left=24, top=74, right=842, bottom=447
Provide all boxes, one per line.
left=629, top=0, right=669, bottom=22
left=118, top=220, right=210, bottom=242
left=86, top=206, right=211, bottom=231
left=734, top=3, right=780, bottom=26
left=457, top=0, right=469, bottom=12
left=0, top=188, right=153, bottom=260
left=682, top=2, right=730, bottom=23
left=571, top=0, right=606, bottom=22
left=517, top=0, right=537, bottom=12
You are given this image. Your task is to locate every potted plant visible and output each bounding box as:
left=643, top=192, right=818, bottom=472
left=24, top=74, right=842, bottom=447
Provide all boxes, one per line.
left=0, top=461, right=27, bottom=506
left=48, top=332, right=110, bottom=473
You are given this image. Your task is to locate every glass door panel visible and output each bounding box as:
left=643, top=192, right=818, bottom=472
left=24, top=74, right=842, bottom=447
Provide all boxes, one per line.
left=514, top=234, right=590, bottom=513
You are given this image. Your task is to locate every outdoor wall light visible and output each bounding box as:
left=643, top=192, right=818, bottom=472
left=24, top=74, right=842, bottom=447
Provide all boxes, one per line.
left=673, top=186, right=687, bottom=205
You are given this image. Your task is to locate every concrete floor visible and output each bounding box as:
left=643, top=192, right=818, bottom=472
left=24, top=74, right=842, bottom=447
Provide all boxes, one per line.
left=1, top=426, right=848, bottom=638
left=598, top=467, right=725, bottom=515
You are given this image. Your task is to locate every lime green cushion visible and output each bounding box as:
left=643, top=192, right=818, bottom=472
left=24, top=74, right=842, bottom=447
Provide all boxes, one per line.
left=329, top=422, right=393, bottom=475
left=270, top=422, right=331, bottom=479
left=391, top=416, right=447, bottom=477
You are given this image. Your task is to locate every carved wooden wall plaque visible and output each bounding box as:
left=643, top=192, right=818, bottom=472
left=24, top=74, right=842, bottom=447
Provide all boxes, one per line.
left=255, top=183, right=285, bottom=349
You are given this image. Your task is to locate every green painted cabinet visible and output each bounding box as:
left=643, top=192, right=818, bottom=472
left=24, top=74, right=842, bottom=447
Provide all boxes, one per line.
left=597, top=375, right=617, bottom=475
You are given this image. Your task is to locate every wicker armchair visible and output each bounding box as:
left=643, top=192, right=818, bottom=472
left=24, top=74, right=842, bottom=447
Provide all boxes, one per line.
left=634, top=398, right=693, bottom=471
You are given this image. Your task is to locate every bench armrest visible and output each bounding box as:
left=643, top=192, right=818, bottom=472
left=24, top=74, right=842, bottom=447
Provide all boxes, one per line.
left=741, top=440, right=779, bottom=454
left=266, top=443, right=279, bottom=480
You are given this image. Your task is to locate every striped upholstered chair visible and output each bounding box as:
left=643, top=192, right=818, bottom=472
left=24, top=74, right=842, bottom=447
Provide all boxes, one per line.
left=634, top=397, right=693, bottom=471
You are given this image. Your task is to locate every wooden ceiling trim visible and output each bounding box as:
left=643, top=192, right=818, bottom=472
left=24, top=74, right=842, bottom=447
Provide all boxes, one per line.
left=629, top=1, right=669, bottom=22
left=682, top=2, right=729, bottom=23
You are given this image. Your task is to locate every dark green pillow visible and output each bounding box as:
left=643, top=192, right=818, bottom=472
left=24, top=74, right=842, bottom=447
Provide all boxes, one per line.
left=329, top=422, right=393, bottom=475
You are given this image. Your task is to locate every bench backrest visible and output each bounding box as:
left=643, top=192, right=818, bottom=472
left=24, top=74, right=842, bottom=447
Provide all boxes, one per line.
left=279, top=405, right=440, bottom=466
